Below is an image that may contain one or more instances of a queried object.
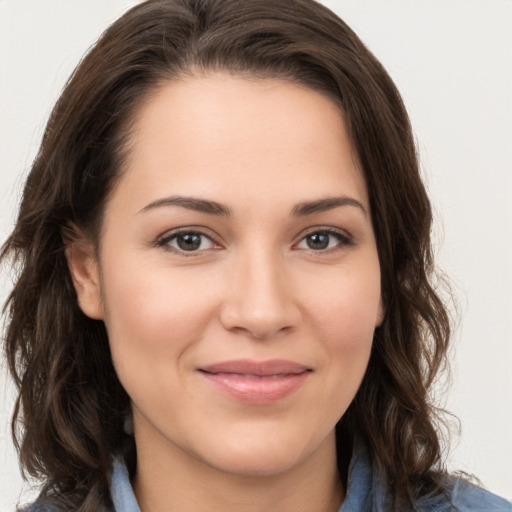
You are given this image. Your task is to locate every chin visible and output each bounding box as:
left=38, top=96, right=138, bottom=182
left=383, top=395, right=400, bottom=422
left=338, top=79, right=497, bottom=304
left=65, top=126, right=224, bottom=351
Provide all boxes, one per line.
left=206, top=448, right=305, bottom=478
left=193, top=426, right=333, bottom=478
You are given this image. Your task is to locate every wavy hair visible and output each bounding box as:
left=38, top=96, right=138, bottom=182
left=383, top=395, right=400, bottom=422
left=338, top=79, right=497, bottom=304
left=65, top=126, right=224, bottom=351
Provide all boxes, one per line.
left=2, top=0, right=452, bottom=510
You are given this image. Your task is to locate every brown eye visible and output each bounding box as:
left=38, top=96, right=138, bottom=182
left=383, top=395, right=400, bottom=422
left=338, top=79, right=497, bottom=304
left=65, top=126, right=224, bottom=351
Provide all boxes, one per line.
left=296, top=229, right=352, bottom=251
left=159, top=231, right=216, bottom=253
left=306, top=233, right=330, bottom=250
left=176, top=233, right=203, bottom=251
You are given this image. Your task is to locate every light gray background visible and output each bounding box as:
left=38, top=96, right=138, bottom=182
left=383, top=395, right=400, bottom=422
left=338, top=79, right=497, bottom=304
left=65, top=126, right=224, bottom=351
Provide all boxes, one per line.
left=1, top=1, right=511, bottom=509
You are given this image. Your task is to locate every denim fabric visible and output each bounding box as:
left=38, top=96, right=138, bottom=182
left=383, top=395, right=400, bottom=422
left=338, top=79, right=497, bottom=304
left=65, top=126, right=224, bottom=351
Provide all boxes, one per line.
left=337, top=446, right=512, bottom=512
left=110, top=457, right=140, bottom=512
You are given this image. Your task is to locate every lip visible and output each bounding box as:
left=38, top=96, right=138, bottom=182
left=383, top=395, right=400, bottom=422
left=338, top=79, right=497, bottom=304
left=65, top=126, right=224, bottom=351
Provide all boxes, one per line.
left=198, top=359, right=311, bottom=404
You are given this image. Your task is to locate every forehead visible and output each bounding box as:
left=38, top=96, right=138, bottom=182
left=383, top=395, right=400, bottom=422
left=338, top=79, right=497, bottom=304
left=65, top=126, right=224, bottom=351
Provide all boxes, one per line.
left=116, top=73, right=368, bottom=212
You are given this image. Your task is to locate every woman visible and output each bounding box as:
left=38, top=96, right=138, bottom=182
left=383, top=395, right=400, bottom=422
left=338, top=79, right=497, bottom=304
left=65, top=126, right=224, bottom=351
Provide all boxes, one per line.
left=1, top=0, right=510, bottom=511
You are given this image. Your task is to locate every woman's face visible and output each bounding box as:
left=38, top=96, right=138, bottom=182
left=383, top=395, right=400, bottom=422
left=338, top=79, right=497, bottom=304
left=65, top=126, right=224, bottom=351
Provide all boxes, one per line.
left=71, top=74, right=382, bottom=477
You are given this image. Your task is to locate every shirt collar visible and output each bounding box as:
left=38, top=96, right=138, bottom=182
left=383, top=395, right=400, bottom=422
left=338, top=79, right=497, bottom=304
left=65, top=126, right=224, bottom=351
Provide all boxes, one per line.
left=110, top=457, right=141, bottom=512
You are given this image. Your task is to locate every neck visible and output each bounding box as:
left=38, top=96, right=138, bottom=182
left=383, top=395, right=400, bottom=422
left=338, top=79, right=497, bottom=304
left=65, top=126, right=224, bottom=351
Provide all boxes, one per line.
left=132, top=426, right=344, bottom=512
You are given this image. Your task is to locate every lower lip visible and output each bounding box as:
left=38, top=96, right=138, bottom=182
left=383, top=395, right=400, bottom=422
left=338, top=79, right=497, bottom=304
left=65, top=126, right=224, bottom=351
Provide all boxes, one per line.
left=199, top=371, right=310, bottom=404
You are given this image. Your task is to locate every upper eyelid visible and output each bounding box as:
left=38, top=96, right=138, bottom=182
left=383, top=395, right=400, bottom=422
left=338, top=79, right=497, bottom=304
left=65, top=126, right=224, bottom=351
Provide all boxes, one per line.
left=296, top=226, right=353, bottom=241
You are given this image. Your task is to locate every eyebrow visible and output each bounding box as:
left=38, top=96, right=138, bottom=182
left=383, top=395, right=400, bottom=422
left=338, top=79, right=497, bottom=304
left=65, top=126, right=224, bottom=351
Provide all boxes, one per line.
left=138, top=194, right=366, bottom=217
left=291, top=196, right=367, bottom=217
left=138, top=196, right=232, bottom=216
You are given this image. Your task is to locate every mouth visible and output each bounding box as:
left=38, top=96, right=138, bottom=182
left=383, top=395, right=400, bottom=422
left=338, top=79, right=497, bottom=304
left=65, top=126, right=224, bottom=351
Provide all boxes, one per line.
left=197, top=359, right=312, bottom=404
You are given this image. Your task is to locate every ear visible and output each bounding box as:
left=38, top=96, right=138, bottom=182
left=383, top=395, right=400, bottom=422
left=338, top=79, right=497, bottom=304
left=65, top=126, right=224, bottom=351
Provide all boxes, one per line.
left=64, top=236, right=104, bottom=320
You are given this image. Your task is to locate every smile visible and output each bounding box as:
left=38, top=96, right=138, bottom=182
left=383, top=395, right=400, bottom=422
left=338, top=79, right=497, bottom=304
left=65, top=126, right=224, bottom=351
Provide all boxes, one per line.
left=198, top=359, right=312, bottom=404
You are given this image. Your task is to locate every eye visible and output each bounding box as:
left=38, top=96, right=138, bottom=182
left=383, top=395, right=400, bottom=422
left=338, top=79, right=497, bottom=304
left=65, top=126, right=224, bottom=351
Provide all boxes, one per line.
left=296, top=229, right=352, bottom=251
left=158, top=230, right=218, bottom=253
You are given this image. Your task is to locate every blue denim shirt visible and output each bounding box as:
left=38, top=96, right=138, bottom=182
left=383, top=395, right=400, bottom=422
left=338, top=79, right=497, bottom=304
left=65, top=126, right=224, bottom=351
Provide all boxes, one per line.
left=27, top=445, right=512, bottom=511
left=109, top=446, right=511, bottom=512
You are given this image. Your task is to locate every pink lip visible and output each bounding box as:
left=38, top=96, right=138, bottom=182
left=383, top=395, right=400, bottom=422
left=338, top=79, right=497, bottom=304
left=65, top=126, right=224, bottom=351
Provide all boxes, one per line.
left=198, top=359, right=311, bottom=404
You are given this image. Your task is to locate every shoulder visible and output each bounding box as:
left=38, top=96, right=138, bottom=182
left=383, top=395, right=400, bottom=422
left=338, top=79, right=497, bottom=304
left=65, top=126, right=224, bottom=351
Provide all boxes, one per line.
left=344, top=442, right=511, bottom=512
left=415, top=477, right=511, bottom=512
left=447, top=478, right=511, bottom=512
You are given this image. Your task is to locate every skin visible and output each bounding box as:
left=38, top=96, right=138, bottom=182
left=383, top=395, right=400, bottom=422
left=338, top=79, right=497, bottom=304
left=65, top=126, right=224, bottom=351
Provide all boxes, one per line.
left=68, top=74, right=383, bottom=512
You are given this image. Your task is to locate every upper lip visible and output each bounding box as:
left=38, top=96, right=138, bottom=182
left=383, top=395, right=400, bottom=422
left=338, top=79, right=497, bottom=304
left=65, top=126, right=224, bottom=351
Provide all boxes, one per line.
left=199, top=359, right=311, bottom=376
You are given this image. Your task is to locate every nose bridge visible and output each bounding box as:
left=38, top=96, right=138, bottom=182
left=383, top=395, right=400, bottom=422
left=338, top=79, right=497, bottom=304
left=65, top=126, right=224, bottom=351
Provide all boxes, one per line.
left=220, top=242, right=299, bottom=338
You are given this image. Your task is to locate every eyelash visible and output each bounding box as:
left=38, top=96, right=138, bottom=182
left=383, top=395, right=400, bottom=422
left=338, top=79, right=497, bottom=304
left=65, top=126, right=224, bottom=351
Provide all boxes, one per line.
left=156, top=227, right=354, bottom=256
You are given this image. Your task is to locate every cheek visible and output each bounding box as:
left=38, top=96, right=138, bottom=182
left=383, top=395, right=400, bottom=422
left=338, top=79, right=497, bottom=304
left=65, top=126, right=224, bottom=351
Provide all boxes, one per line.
left=100, top=259, right=219, bottom=384
left=319, top=291, right=375, bottom=377
left=308, top=260, right=381, bottom=344
left=306, top=262, right=380, bottom=399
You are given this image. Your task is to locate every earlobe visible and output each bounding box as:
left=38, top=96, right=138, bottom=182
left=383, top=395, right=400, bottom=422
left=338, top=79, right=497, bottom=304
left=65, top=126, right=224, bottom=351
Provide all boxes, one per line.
left=65, top=241, right=104, bottom=320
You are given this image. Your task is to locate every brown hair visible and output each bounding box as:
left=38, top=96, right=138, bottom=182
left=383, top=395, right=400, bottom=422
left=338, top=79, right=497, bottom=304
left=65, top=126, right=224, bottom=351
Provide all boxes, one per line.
left=2, top=0, right=452, bottom=510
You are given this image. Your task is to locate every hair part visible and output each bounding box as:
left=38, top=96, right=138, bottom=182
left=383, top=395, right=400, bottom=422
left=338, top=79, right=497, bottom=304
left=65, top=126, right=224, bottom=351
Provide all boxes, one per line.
left=2, top=1, right=452, bottom=510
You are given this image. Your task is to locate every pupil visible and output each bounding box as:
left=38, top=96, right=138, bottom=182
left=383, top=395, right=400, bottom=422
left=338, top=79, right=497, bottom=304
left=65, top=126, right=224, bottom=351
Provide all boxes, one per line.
left=307, top=233, right=329, bottom=250
left=177, top=233, right=201, bottom=251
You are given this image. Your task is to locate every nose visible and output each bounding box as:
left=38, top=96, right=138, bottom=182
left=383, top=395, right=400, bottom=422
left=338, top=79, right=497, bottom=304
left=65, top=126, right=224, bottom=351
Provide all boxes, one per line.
left=219, top=248, right=301, bottom=339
